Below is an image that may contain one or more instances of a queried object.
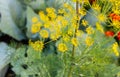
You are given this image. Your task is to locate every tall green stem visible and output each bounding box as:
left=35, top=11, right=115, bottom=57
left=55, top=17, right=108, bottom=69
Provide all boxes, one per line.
left=67, top=0, right=79, bottom=77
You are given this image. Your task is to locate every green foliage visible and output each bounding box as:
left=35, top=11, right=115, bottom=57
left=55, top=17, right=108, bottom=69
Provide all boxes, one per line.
left=11, top=45, right=63, bottom=77
left=10, top=31, right=120, bottom=77
left=4, top=0, right=120, bottom=77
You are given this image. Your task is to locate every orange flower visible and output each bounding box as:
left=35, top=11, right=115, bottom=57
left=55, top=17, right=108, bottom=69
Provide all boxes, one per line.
left=109, top=13, right=120, bottom=21
left=117, top=32, right=120, bottom=40
left=105, top=31, right=114, bottom=37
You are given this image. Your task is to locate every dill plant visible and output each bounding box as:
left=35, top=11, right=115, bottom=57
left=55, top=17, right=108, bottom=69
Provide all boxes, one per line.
left=10, top=0, right=120, bottom=77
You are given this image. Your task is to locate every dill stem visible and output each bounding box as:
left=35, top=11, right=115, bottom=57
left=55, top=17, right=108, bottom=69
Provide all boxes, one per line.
left=67, top=0, right=79, bottom=77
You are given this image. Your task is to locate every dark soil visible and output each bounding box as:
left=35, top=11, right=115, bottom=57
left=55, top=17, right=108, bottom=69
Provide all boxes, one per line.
left=5, top=65, right=15, bottom=77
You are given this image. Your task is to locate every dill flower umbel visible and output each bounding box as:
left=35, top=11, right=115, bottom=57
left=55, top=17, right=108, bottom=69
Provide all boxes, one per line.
left=92, top=3, right=101, bottom=12
left=71, top=38, right=78, bottom=46
left=81, top=20, right=88, bottom=27
left=58, top=43, right=68, bottom=52
left=86, top=26, right=94, bottom=35
left=76, top=30, right=83, bottom=37
left=97, top=14, right=107, bottom=22
left=78, top=8, right=86, bottom=16
left=112, top=20, right=120, bottom=29
left=31, top=22, right=41, bottom=34
left=39, top=29, right=49, bottom=38
left=29, top=40, right=44, bottom=52
left=85, top=36, right=94, bottom=47
left=63, top=34, right=70, bottom=42
left=96, top=22, right=104, bottom=33
left=39, top=11, right=49, bottom=22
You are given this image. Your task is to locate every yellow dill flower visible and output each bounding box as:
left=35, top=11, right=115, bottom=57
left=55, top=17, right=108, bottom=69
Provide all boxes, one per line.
left=29, top=40, right=44, bottom=51
left=36, top=22, right=42, bottom=27
left=47, top=12, right=57, bottom=20
left=112, top=4, right=120, bottom=14
left=39, top=11, right=49, bottom=22
left=71, top=23, right=77, bottom=29
left=72, top=0, right=77, bottom=2
left=61, top=20, right=68, bottom=27
left=63, top=3, right=71, bottom=8
left=71, top=38, right=78, bottom=46
left=46, top=7, right=55, bottom=14
left=92, top=3, right=101, bottom=12
left=82, top=20, right=88, bottom=27
left=85, top=36, right=94, bottom=47
left=96, top=22, right=104, bottom=33
left=112, top=42, right=119, bottom=57
left=72, top=0, right=89, bottom=4
left=58, top=9, right=66, bottom=14
left=56, top=16, right=63, bottom=21
left=40, top=30, right=49, bottom=38
left=97, top=14, right=107, bottom=22
left=44, top=21, right=50, bottom=28
left=109, top=0, right=116, bottom=2
left=58, top=43, right=68, bottom=52
left=76, top=30, right=83, bottom=37
left=78, top=8, right=86, bottom=16
left=32, top=17, right=38, bottom=23
left=50, top=33, right=61, bottom=40
left=31, top=23, right=41, bottom=34
left=46, top=8, right=57, bottom=20
left=112, top=20, right=120, bottom=28
left=86, top=26, right=94, bottom=34
left=112, top=9, right=119, bottom=14
left=73, top=16, right=80, bottom=21
left=63, top=35, right=70, bottom=42
left=68, top=29, right=74, bottom=36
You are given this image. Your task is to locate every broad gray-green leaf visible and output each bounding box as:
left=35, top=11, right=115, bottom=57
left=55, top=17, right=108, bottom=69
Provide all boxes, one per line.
left=26, top=6, right=39, bottom=39
left=0, top=0, right=26, bottom=40
left=0, top=42, right=15, bottom=71
left=28, top=0, right=64, bottom=10
left=46, top=0, right=64, bottom=9
left=29, top=0, right=46, bottom=10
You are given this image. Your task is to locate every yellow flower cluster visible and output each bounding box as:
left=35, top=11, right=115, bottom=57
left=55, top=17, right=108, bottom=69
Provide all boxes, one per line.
left=97, top=14, right=107, bottom=22
left=112, top=20, right=120, bottom=29
left=86, top=26, right=94, bottom=35
left=82, top=20, right=88, bottom=27
left=30, top=3, right=81, bottom=52
left=58, top=43, right=68, bottom=52
left=76, top=30, right=83, bottom=37
left=63, top=34, right=70, bottom=42
left=112, top=42, right=119, bottom=57
left=31, top=17, right=42, bottom=33
left=39, top=30, right=49, bottom=38
left=29, top=40, right=44, bottom=52
left=96, top=22, right=104, bottom=33
left=71, top=38, right=78, bottom=46
left=78, top=8, right=86, bottom=16
left=72, top=0, right=89, bottom=4
left=92, top=3, right=101, bottom=12
left=85, top=36, right=94, bottom=47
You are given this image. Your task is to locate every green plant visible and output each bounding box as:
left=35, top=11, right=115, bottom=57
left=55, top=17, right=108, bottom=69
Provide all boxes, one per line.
left=9, top=0, right=120, bottom=77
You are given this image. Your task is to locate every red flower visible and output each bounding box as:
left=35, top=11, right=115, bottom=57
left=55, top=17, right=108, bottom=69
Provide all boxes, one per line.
left=109, top=13, right=120, bottom=21
left=117, top=32, right=120, bottom=40
left=105, top=31, right=114, bottom=37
